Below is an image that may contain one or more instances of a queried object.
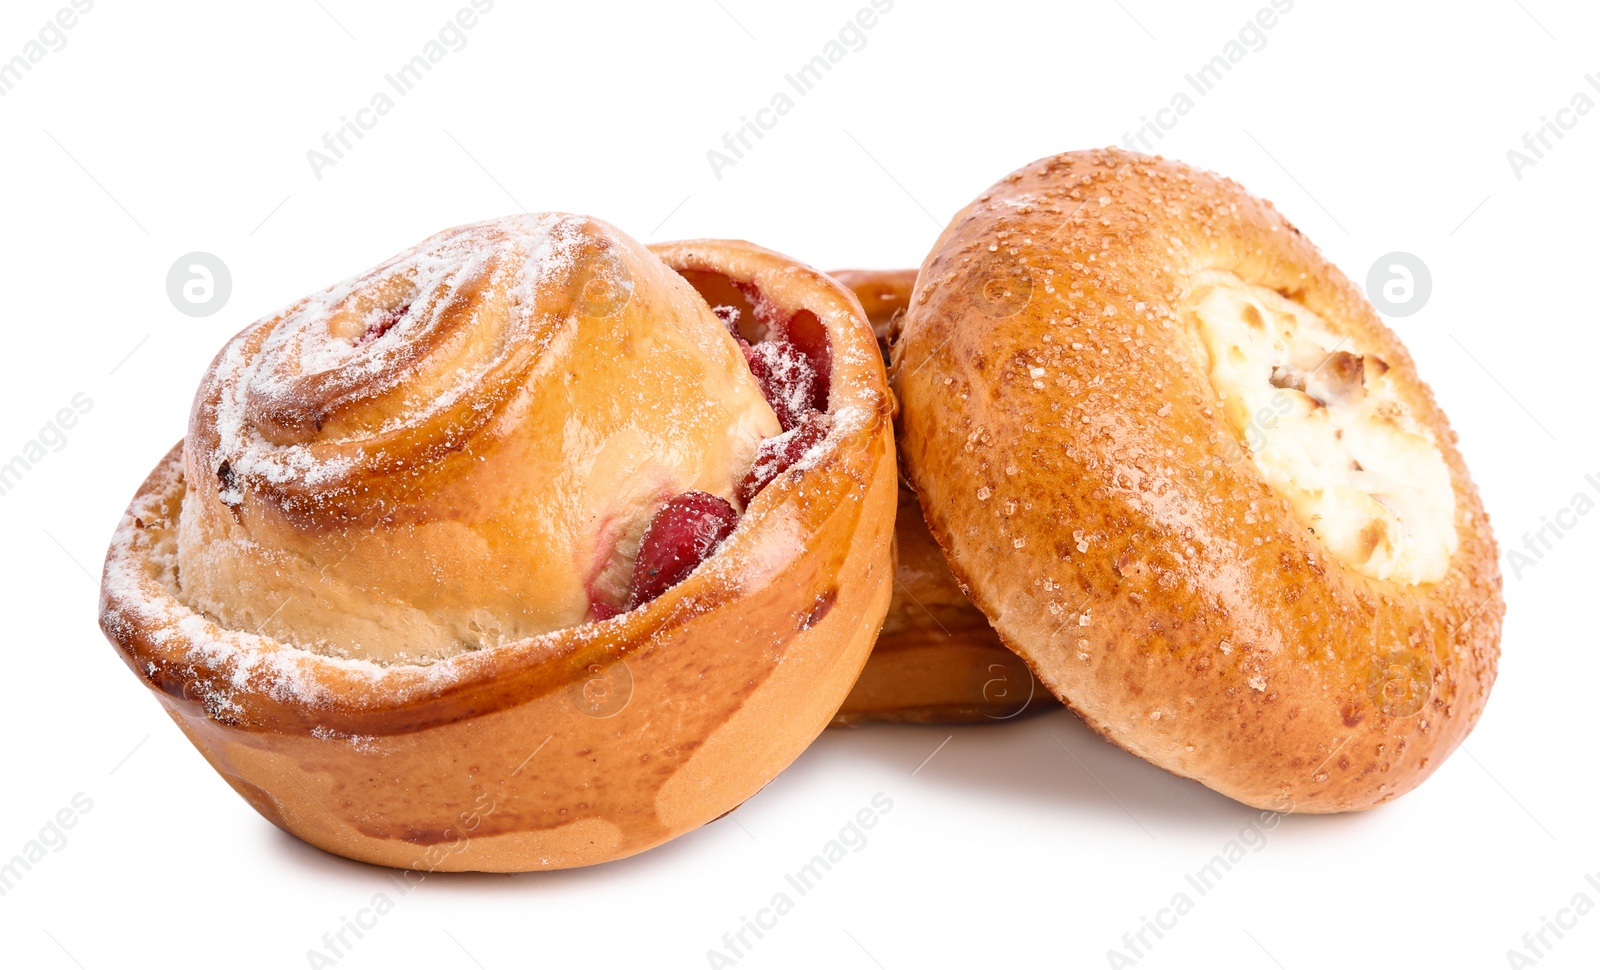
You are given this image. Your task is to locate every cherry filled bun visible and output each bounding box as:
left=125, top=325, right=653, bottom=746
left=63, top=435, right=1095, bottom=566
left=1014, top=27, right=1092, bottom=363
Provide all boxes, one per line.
left=99, top=216, right=897, bottom=871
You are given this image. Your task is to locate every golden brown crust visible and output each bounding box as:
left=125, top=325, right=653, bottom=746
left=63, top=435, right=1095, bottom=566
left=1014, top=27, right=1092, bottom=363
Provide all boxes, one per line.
left=832, top=479, right=1048, bottom=724
left=894, top=149, right=1502, bottom=811
left=827, top=269, right=1052, bottom=724
left=175, top=216, right=783, bottom=663
left=829, top=269, right=918, bottom=350
left=98, top=225, right=896, bottom=871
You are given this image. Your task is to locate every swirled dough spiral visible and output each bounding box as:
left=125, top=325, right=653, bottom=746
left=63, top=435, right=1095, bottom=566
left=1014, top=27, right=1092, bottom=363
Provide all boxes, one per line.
left=178, top=214, right=779, bottom=663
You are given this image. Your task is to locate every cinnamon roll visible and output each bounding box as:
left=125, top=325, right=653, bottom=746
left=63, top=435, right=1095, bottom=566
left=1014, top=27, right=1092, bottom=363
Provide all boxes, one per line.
left=100, top=214, right=896, bottom=870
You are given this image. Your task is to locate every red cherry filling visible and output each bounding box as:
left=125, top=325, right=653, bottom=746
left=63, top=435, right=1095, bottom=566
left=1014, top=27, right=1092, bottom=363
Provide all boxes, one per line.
left=731, top=288, right=834, bottom=501
left=607, top=284, right=838, bottom=615
left=626, top=491, right=740, bottom=609
left=588, top=600, right=623, bottom=622
left=358, top=303, right=410, bottom=344
left=747, top=340, right=820, bottom=431
left=783, top=309, right=832, bottom=392
left=719, top=294, right=830, bottom=431
left=738, top=410, right=829, bottom=507
left=712, top=304, right=742, bottom=332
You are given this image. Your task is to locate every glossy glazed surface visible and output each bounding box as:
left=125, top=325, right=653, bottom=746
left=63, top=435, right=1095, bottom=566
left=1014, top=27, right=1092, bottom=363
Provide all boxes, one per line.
left=895, top=149, right=1502, bottom=812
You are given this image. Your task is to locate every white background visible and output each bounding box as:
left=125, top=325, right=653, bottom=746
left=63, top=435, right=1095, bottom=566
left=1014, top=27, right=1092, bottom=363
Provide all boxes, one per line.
left=1, top=1, right=1594, bottom=967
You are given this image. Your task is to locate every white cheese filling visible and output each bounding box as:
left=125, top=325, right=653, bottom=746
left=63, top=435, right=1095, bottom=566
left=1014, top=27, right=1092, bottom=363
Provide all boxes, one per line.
left=1187, top=270, right=1456, bottom=584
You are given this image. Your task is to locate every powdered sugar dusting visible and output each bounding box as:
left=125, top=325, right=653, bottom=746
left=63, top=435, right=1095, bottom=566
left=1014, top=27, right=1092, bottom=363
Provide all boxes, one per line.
left=100, top=451, right=600, bottom=715
left=98, top=235, right=891, bottom=726
left=208, top=213, right=585, bottom=491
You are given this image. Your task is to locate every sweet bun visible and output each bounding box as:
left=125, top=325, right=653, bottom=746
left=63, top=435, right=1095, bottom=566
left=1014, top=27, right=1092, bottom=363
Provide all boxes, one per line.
left=99, top=215, right=896, bottom=870
left=828, top=269, right=1050, bottom=724
left=894, top=149, right=1502, bottom=812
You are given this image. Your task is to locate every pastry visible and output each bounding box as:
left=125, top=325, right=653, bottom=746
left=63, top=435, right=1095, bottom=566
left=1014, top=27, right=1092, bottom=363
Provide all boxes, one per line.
left=99, top=214, right=896, bottom=870
left=894, top=149, right=1502, bottom=812
left=827, top=269, right=1050, bottom=724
